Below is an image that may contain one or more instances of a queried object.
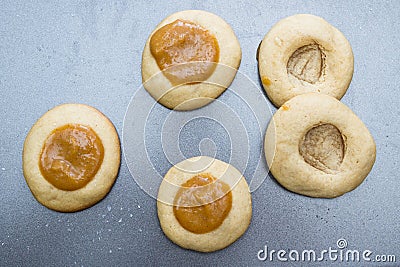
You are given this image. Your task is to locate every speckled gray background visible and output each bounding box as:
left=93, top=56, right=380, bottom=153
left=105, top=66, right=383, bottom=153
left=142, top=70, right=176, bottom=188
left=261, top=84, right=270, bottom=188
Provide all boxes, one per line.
left=1, top=1, right=399, bottom=266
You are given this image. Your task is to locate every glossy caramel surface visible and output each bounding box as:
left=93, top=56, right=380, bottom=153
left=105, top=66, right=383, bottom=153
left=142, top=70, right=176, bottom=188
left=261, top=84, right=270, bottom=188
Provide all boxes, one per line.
left=39, top=124, right=104, bottom=191
left=173, top=173, right=232, bottom=234
left=150, top=19, right=219, bottom=85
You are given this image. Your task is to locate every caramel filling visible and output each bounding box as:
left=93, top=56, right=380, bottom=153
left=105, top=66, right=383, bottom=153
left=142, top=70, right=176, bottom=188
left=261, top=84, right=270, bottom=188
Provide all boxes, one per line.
left=173, top=173, right=232, bottom=234
left=150, top=19, right=220, bottom=85
left=39, top=124, right=104, bottom=191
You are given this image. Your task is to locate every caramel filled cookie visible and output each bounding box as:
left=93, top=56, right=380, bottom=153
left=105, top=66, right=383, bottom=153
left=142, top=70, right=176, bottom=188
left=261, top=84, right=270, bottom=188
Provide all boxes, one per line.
left=23, top=104, right=120, bottom=212
left=157, top=156, right=252, bottom=252
left=142, top=10, right=241, bottom=110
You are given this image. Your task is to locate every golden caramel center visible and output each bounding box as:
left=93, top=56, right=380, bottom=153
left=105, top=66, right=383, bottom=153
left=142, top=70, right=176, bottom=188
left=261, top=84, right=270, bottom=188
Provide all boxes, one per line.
left=150, top=19, right=220, bottom=85
left=173, top=173, right=232, bottom=234
left=39, top=124, right=104, bottom=191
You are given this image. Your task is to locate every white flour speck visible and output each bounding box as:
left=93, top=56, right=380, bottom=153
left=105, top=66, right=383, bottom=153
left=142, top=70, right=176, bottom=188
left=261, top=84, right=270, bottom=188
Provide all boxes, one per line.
left=138, top=229, right=142, bottom=232
left=1, top=168, right=5, bottom=171
left=45, top=223, right=49, bottom=227
left=109, top=249, right=112, bottom=253
left=67, top=228, right=71, bottom=232
left=107, top=205, right=112, bottom=212
left=118, top=218, right=122, bottom=223
left=137, top=205, right=141, bottom=209
left=130, top=214, right=133, bottom=218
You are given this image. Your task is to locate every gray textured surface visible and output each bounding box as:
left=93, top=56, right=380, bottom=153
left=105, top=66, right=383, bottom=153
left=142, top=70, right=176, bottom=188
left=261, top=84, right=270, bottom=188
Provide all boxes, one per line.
left=0, top=0, right=399, bottom=266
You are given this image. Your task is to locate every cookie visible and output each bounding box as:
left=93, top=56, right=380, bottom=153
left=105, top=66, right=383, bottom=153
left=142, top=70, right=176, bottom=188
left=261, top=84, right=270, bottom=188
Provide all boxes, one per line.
left=157, top=156, right=252, bottom=252
left=23, top=104, right=120, bottom=212
left=142, top=10, right=241, bottom=110
left=264, top=93, right=376, bottom=198
left=258, top=14, right=354, bottom=107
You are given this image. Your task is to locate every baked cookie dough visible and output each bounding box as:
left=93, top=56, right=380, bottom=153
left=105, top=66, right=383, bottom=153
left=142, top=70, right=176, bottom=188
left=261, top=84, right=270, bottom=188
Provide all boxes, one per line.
left=264, top=93, right=376, bottom=198
left=142, top=10, right=241, bottom=110
left=157, top=156, right=252, bottom=252
left=258, top=14, right=354, bottom=107
left=23, top=104, right=120, bottom=212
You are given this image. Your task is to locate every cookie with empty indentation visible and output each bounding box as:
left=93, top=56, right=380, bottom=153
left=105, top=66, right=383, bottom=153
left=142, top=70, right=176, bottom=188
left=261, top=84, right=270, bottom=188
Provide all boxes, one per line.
left=157, top=156, right=252, bottom=252
left=142, top=10, right=241, bottom=110
left=264, top=93, right=375, bottom=198
left=23, top=104, right=120, bottom=212
left=258, top=14, right=354, bottom=107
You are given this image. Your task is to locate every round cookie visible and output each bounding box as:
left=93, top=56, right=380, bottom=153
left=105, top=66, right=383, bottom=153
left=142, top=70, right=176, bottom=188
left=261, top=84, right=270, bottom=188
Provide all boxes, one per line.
left=23, top=104, right=120, bottom=212
left=142, top=10, right=241, bottom=111
left=157, top=156, right=252, bottom=252
left=258, top=14, right=354, bottom=107
left=264, top=93, right=376, bottom=198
